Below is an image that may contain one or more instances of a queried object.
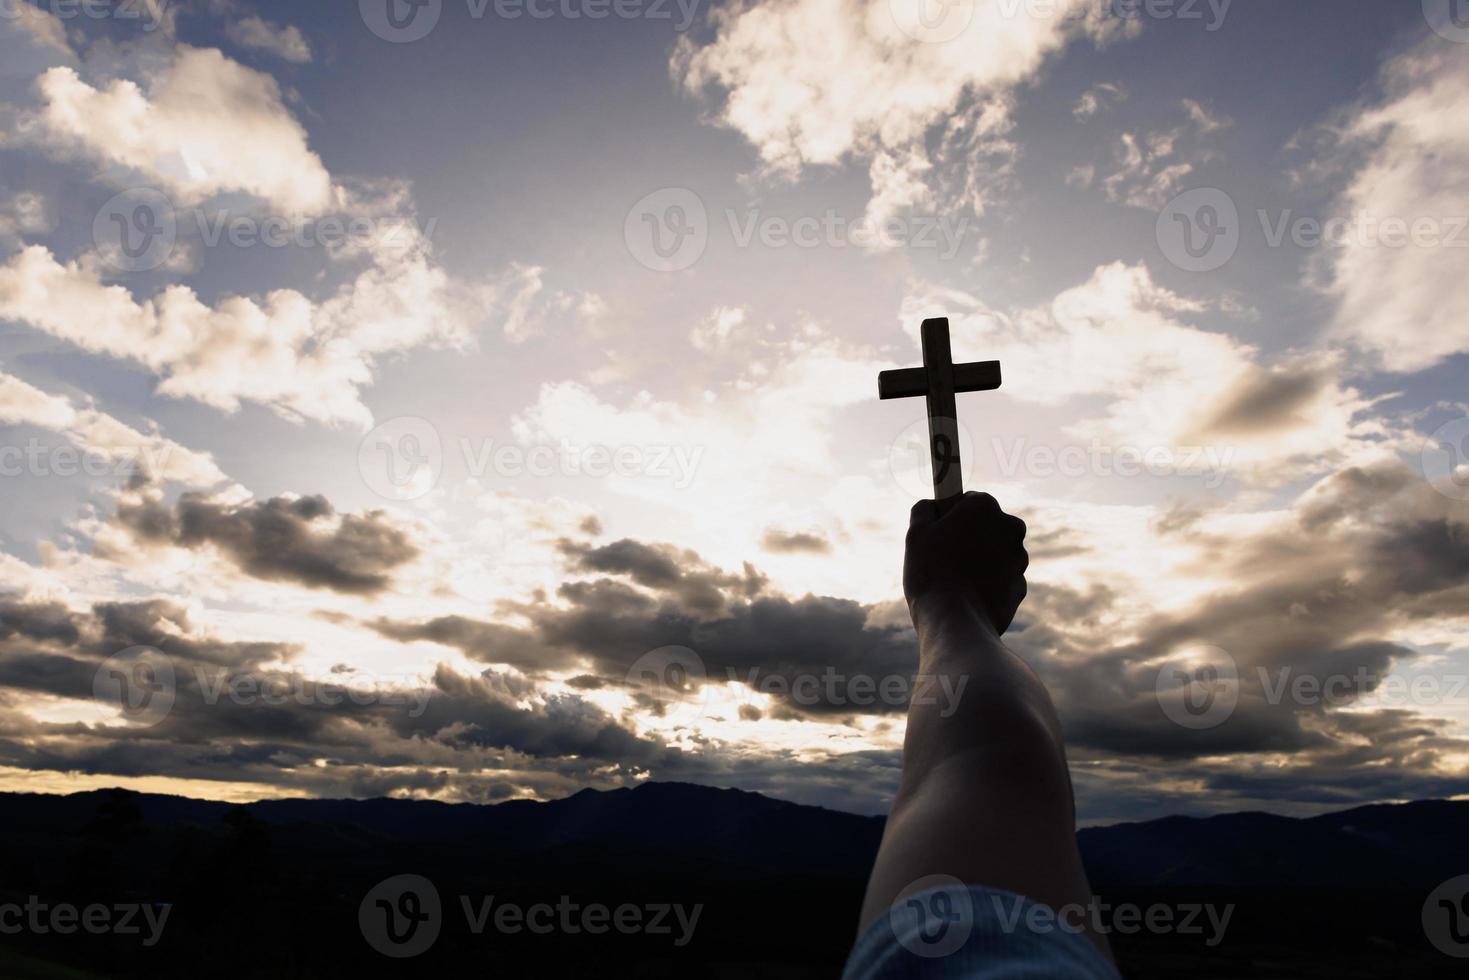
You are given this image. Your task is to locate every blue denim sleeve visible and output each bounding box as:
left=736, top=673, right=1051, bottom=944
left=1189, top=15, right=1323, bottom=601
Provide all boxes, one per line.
left=843, top=884, right=1123, bottom=980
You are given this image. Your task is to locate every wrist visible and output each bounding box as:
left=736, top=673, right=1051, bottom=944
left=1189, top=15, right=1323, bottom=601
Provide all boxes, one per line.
left=907, top=591, right=999, bottom=640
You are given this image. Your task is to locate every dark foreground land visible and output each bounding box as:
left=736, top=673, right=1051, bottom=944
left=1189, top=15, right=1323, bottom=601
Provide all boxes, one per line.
left=0, top=783, right=1464, bottom=978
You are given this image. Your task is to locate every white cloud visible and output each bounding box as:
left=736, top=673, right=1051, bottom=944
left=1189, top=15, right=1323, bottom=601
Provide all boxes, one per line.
left=1081, top=99, right=1229, bottom=209
left=902, top=262, right=1384, bottom=484
left=0, top=240, right=476, bottom=428
left=673, top=0, right=1121, bottom=214
left=26, top=46, right=333, bottom=213
left=509, top=321, right=892, bottom=580
left=691, top=306, right=748, bottom=351
left=0, top=191, right=50, bottom=243
left=1073, top=81, right=1125, bottom=120
left=226, top=16, right=312, bottom=64
left=1322, top=43, right=1469, bottom=373
left=0, top=371, right=227, bottom=486
left=6, top=2, right=71, bottom=54
left=475, top=263, right=604, bottom=343
left=0, top=45, right=558, bottom=427
left=495, top=264, right=550, bottom=343
left=863, top=146, right=935, bottom=236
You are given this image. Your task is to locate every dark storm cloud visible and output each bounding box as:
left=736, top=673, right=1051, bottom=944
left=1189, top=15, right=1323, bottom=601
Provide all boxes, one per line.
left=369, top=614, right=569, bottom=672
left=111, top=493, right=418, bottom=594
left=760, top=527, right=832, bottom=554
left=0, top=594, right=710, bottom=801
left=366, top=460, right=1468, bottom=790
left=559, top=538, right=767, bottom=614
left=1023, top=526, right=1091, bottom=560
left=1192, top=359, right=1334, bottom=438
left=0, top=600, right=80, bottom=644
left=0, top=597, right=291, bottom=674
left=1013, top=459, right=1469, bottom=812
left=374, top=540, right=920, bottom=718
left=1, top=458, right=1464, bottom=819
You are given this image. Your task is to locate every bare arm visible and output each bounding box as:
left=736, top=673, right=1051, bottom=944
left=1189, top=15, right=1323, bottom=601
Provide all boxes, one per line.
left=857, top=492, right=1109, bottom=959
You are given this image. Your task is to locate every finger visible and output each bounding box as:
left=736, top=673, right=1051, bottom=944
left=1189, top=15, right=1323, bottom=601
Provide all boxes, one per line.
left=961, top=491, right=1001, bottom=516
left=1005, top=514, right=1027, bottom=542
left=909, top=498, right=939, bottom=530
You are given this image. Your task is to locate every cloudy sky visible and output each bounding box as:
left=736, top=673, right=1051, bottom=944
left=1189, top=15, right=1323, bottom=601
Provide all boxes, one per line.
left=0, top=0, right=1465, bottom=822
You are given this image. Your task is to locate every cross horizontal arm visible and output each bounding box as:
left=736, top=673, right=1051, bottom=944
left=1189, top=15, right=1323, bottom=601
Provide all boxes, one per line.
left=877, top=361, right=1002, bottom=400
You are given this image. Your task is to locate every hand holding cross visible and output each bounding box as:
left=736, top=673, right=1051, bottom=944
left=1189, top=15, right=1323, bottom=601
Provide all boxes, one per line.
left=878, top=318, right=1002, bottom=515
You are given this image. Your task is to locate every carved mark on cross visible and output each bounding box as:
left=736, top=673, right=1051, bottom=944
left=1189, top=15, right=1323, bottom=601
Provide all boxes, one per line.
left=878, top=317, right=1002, bottom=514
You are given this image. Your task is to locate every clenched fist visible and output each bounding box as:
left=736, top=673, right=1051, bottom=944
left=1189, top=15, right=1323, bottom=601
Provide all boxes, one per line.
left=903, top=491, right=1029, bottom=635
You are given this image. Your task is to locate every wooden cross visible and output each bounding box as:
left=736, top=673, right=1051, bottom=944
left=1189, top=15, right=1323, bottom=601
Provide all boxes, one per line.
left=878, top=317, right=1002, bottom=514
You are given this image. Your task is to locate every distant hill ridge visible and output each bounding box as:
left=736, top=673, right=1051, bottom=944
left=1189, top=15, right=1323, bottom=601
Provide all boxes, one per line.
left=2, top=782, right=1465, bottom=890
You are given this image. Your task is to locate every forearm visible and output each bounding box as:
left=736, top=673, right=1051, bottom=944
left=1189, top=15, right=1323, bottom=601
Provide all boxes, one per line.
left=858, top=596, right=1099, bottom=952
left=896, top=595, right=1069, bottom=808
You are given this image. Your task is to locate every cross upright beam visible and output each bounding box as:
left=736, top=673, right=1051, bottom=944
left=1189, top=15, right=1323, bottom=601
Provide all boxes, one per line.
left=878, top=318, right=1001, bottom=513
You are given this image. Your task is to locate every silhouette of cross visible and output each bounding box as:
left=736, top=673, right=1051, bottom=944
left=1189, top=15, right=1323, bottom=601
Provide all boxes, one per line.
left=879, top=317, right=1002, bottom=513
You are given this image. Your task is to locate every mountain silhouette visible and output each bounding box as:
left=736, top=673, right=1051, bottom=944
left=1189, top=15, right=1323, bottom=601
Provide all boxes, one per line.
left=0, top=783, right=1463, bottom=978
